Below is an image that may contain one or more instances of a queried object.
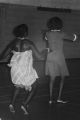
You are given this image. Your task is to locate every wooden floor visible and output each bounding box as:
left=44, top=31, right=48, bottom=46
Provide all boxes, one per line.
left=0, top=75, right=80, bottom=120
left=0, top=96, right=80, bottom=120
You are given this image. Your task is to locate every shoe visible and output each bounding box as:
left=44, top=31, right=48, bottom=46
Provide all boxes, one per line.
left=57, top=99, right=67, bottom=103
left=9, top=104, right=15, bottom=113
left=21, top=105, right=29, bottom=115
left=49, top=100, right=53, bottom=104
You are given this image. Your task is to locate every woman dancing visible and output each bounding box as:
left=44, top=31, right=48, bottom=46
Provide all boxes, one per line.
left=0, top=24, right=45, bottom=114
left=42, top=16, right=78, bottom=104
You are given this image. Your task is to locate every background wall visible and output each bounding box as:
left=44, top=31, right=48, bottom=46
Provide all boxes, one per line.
left=0, top=0, right=80, bottom=10
left=0, top=4, right=80, bottom=58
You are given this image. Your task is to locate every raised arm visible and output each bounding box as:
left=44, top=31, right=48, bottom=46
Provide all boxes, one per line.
left=63, top=32, right=77, bottom=42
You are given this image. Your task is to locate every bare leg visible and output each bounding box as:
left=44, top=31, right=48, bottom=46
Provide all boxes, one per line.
left=11, top=87, right=20, bottom=105
left=57, top=76, right=67, bottom=103
left=21, top=81, right=38, bottom=114
left=58, top=76, right=64, bottom=100
left=9, top=87, right=20, bottom=113
left=49, top=76, right=55, bottom=104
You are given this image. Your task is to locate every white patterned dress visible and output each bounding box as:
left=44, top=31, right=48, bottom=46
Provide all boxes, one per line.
left=8, top=50, right=38, bottom=90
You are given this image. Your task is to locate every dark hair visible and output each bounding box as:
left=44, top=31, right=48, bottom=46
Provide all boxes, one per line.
left=47, top=17, right=63, bottom=30
left=13, top=24, right=28, bottom=38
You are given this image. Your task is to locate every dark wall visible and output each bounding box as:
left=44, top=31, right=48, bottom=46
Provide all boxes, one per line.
left=0, top=4, right=80, bottom=58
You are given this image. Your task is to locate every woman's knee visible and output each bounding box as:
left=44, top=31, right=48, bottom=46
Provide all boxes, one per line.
left=32, top=81, right=38, bottom=91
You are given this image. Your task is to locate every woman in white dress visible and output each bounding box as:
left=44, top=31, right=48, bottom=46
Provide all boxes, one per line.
left=42, top=17, right=78, bottom=104
left=0, top=24, right=44, bottom=114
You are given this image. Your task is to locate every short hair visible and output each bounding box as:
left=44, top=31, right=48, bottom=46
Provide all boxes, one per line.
left=47, top=17, right=63, bottom=30
left=13, top=24, right=28, bottom=38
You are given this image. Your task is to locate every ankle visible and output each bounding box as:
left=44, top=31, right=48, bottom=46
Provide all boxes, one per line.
left=22, top=103, right=29, bottom=108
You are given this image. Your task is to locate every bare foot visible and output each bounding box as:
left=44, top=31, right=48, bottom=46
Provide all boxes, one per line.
left=9, top=104, right=15, bottom=113
left=21, top=105, right=29, bottom=115
left=57, top=99, right=68, bottom=103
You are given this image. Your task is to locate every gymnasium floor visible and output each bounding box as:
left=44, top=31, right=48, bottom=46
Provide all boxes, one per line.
left=0, top=75, right=80, bottom=120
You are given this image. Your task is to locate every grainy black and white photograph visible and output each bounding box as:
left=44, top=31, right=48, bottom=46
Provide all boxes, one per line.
left=0, top=0, right=80, bottom=120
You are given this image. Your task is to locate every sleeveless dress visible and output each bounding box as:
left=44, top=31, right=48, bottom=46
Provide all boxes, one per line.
left=45, top=31, right=69, bottom=78
left=8, top=50, right=38, bottom=90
